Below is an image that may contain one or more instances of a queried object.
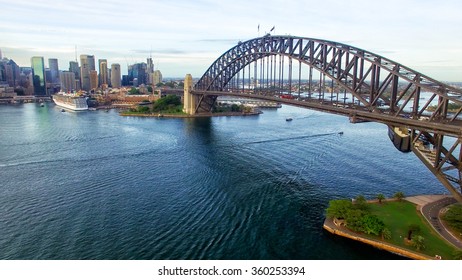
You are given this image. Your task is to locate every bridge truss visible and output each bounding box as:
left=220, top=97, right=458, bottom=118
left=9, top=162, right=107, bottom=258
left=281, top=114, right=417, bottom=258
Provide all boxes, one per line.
left=193, top=35, right=462, bottom=201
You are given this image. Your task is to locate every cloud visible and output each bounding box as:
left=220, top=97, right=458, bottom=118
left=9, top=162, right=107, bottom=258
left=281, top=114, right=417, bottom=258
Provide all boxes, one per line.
left=1, top=0, right=462, bottom=80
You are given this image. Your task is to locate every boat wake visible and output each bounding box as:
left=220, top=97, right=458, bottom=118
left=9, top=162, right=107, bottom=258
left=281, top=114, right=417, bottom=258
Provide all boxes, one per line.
left=241, top=132, right=342, bottom=145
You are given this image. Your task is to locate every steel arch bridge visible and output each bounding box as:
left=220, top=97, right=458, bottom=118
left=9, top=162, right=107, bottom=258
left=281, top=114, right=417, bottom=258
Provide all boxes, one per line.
left=188, top=35, right=462, bottom=202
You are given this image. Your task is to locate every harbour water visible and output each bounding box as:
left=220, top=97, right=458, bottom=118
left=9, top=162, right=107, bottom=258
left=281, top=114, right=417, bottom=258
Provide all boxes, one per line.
left=0, top=103, right=445, bottom=259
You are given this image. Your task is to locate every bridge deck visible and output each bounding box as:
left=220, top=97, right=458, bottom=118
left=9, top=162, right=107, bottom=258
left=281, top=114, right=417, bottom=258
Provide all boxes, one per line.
left=193, top=90, right=462, bottom=137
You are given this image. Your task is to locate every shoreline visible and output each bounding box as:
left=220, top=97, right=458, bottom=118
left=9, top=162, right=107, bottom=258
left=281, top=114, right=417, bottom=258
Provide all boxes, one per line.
left=323, top=218, right=432, bottom=260
left=119, top=111, right=261, bottom=118
left=323, top=195, right=460, bottom=260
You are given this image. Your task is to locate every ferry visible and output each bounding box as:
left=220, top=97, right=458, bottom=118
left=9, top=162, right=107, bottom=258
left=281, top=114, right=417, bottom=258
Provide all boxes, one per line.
left=52, top=91, right=88, bottom=111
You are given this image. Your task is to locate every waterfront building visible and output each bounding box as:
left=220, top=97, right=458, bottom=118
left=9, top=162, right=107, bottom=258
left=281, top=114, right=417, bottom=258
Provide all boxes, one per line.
left=14, top=68, right=34, bottom=95
left=31, top=56, right=47, bottom=95
left=0, top=84, right=15, bottom=98
left=80, top=55, right=95, bottom=91
left=110, top=63, right=121, bottom=88
left=90, top=70, right=98, bottom=90
left=60, top=71, right=76, bottom=92
left=48, top=58, right=60, bottom=84
left=98, top=59, right=108, bottom=87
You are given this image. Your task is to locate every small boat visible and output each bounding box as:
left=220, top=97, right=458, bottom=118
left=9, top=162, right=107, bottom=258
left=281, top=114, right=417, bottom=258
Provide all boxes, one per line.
left=61, top=109, right=65, bottom=112
left=40, top=103, right=45, bottom=107
left=286, top=118, right=293, bottom=121
left=338, top=131, right=344, bottom=135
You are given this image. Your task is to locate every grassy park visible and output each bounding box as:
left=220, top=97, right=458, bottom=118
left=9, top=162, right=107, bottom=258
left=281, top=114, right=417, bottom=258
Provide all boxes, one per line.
left=326, top=194, right=460, bottom=259
left=368, top=200, right=455, bottom=259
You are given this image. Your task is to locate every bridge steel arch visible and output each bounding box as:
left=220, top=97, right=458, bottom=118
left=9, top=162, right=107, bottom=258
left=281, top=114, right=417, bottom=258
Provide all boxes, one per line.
left=193, top=35, right=462, bottom=202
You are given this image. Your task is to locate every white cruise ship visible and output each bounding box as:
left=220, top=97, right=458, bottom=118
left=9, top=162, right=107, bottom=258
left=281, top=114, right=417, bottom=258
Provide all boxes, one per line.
left=52, top=92, right=88, bottom=111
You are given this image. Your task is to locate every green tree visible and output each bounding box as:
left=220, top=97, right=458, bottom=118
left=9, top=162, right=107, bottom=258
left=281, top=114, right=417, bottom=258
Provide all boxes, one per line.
left=361, top=214, right=385, bottom=236
left=376, top=193, right=385, bottom=204
left=128, top=87, right=139, bottom=95
left=231, top=104, right=241, bottom=112
left=452, top=250, right=462, bottom=260
left=165, top=81, right=176, bottom=88
left=407, top=224, right=421, bottom=240
left=393, top=191, right=405, bottom=201
left=381, top=227, right=392, bottom=240
left=353, top=195, right=368, bottom=210
left=326, top=200, right=353, bottom=219
left=152, top=95, right=182, bottom=112
left=411, top=235, right=425, bottom=250
left=136, top=106, right=150, bottom=113
left=345, top=208, right=366, bottom=232
left=442, top=204, right=462, bottom=232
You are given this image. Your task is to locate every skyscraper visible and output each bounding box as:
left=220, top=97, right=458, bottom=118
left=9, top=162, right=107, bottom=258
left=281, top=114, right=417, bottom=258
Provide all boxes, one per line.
left=69, top=61, right=80, bottom=79
left=128, top=62, right=147, bottom=85
left=31, top=56, right=47, bottom=95
left=59, top=71, right=76, bottom=92
left=152, top=70, right=163, bottom=85
left=48, top=58, right=59, bottom=84
left=147, top=57, right=154, bottom=75
left=90, top=70, right=98, bottom=90
left=111, top=64, right=121, bottom=88
left=98, top=59, right=108, bottom=87
left=80, top=55, right=95, bottom=91
left=2, top=59, right=20, bottom=87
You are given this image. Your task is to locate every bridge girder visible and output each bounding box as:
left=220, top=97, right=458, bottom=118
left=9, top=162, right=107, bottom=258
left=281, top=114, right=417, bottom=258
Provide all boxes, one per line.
left=193, top=35, right=462, bottom=201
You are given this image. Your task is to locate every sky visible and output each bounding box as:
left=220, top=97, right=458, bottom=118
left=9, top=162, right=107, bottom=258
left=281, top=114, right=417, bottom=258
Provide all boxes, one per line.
left=1, top=0, right=461, bottom=81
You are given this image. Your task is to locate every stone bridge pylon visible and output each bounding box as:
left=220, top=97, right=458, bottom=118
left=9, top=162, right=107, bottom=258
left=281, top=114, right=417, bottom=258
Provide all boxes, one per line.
left=183, top=74, right=196, bottom=115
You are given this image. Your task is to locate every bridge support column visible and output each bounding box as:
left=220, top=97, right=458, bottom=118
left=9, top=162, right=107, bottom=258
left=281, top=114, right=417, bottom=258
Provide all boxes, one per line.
left=183, top=74, right=196, bottom=115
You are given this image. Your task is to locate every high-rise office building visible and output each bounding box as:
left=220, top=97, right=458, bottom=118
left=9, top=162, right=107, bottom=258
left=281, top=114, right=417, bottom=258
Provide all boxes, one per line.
left=110, top=64, right=121, bottom=88
left=1, top=59, right=20, bottom=87
left=108, top=68, right=112, bottom=87
left=98, top=59, right=108, bottom=87
left=69, top=61, right=80, bottom=90
left=69, top=61, right=80, bottom=79
left=31, top=56, right=47, bottom=95
left=90, top=70, right=98, bottom=90
left=60, top=71, right=76, bottom=92
left=147, top=57, right=154, bottom=75
left=48, top=58, right=59, bottom=84
left=152, top=70, right=163, bottom=85
left=80, top=55, right=95, bottom=91
left=128, top=62, right=147, bottom=85
left=45, top=69, right=52, bottom=83
left=0, top=64, right=4, bottom=82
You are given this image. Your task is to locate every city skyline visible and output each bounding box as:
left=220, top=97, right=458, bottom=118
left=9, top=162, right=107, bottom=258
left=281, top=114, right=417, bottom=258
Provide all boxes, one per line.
left=1, top=0, right=462, bottom=81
